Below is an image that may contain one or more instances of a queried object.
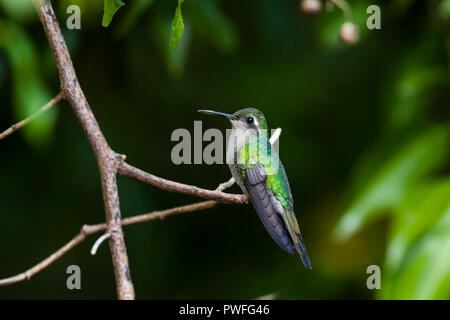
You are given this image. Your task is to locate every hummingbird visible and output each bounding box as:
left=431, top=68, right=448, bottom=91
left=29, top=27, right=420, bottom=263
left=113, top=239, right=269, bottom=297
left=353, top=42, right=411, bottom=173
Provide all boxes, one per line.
left=198, top=108, right=311, bottom=269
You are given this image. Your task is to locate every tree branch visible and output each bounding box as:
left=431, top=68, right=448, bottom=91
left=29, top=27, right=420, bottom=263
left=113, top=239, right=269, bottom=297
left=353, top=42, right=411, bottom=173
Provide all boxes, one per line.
left=118, top=162, right=249, bottom=204
left=33, top=0, right=134, bottom=299
left=0, top=200, right=217, bottom=287
left=0, top=92, right=64, bottom=140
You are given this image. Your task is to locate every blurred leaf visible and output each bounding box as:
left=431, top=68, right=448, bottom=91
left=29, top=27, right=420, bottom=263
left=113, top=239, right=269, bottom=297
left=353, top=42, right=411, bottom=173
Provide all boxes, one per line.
left=170, top=0, right=186, bottom=50
left=15, top=80, right=56, bottom=145
left=380, top=33, right=448, bottom=131
left=439, top=0, right=450, bottom=19
left=102, top=0, right=125, bottom=27
left=382, top=205, right=450, bottom=299
left=0, top=0, right=35, bottom=22
left=116, top=0, right=155, bottom=37
left=334, top=125, right=449, bottom=240
left=189, top=0, right=238, bottom=54
left=151, top=14, right=191, bottom=78
left=385, top=179, right=450, bottom=271
left=386, top=66, right=447, bottom=130
left=0, top=20, right=57, bottom=148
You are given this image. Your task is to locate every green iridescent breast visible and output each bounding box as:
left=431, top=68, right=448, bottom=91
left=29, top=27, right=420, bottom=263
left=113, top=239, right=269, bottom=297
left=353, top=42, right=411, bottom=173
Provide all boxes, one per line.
left=237, top=135, right=293, bottom=210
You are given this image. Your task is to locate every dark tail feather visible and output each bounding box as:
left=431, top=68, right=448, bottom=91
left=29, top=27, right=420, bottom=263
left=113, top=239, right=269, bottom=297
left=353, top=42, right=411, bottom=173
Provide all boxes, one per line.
left=295, top=235, right=312, bottom=269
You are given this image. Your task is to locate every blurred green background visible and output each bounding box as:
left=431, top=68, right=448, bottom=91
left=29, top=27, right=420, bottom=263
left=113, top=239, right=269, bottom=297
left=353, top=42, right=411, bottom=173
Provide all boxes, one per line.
left=0, top=0, right=449, bottom=299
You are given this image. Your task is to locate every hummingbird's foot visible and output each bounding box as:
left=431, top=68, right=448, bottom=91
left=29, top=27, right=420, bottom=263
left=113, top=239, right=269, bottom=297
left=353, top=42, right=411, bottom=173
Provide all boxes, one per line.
left=216, top=177, right=235, bottom=192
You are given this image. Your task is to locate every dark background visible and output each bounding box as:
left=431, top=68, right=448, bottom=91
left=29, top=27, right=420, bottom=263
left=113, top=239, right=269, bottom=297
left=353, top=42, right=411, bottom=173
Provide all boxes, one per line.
left=0, top=0, right=449, bottom=299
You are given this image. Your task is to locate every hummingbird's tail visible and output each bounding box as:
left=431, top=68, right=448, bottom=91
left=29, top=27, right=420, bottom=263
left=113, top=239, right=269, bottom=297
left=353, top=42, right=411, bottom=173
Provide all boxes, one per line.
left=295, top=234, right=312, bottom=269
left=281, top=208, right=312, bottom=269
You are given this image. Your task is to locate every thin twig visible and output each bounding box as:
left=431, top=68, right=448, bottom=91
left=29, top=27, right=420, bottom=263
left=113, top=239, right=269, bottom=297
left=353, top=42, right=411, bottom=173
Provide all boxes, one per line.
left=0, top=200, right=217, bottom=287
left=0, top=92, right=64, bottom=140
left=91, top=233, right=111, bottom=255
left=0, top=169, right=236, bottom=287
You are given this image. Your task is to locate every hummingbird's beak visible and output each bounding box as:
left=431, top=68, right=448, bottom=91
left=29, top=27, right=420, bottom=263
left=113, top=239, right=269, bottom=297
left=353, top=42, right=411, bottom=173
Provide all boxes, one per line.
left=198, top=109, right=238, bottom=120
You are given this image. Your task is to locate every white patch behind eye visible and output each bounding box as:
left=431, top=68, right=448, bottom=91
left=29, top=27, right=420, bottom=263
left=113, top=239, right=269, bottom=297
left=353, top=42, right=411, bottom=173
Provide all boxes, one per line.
left=231, top=119, right=246, bottom=131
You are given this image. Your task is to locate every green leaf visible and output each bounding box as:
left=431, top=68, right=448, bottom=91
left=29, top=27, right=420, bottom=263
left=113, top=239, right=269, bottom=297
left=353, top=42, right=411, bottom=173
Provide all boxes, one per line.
left=102, top=0, right=125, bottom=27
left=15, top=80, right=56, bottom=146
left=439, top=0, right=450, bottom=19
left=385, top=179, right=450, bottom=271
left=334, top=125, right=449, bottom=240
left=381, top=205, right=450, bottom=299
left=170, top=0, right=186, bottom=51
left=0, top=0, right=35, bottom=22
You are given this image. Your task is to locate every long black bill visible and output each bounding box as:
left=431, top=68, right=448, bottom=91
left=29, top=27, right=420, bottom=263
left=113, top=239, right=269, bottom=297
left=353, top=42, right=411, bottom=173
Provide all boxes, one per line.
left=198, top=109, right=238, bottom=120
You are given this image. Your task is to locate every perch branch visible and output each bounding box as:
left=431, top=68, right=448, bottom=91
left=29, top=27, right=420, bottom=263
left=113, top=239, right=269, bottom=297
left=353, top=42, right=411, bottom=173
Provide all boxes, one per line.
left=118, top=162, right=249, bottom=204
left=0, top=92, right=64, bottom=140
left=117, top=128, right=281, bottom=200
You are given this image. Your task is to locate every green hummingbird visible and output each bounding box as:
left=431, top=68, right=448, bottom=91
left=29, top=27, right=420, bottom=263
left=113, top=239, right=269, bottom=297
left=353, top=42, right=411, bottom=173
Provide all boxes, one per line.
left=198, top=108, right=311, bottom=269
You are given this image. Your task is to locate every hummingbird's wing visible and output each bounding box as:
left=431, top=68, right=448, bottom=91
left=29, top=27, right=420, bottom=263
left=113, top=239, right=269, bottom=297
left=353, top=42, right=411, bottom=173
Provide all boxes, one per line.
left=242, top=162, right=312, bottom=269
left=243, top=163, right=295, bottom=254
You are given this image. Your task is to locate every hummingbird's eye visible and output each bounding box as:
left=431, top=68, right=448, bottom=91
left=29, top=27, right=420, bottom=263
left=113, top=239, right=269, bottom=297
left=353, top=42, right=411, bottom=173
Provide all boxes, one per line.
left=246, top=117, right=254, bottom=124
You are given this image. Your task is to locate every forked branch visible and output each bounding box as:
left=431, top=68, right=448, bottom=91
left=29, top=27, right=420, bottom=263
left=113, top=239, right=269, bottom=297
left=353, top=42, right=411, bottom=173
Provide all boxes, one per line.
left=0, top=0, right=283, bottom=299
left=0, top=200, right=217, bottom=287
